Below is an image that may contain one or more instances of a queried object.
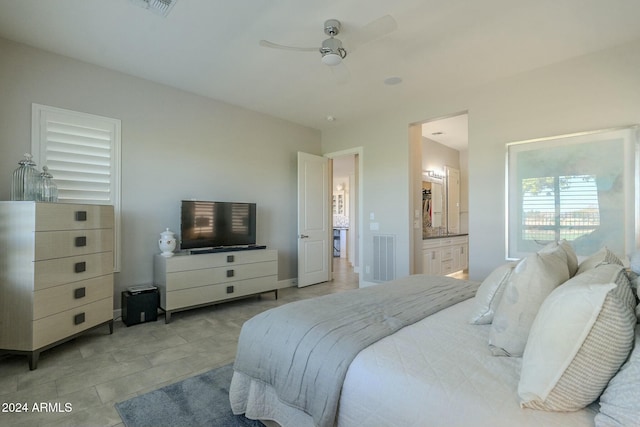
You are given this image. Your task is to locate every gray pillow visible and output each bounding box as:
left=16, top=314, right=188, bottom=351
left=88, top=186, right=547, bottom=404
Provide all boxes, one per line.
left=595, top=324, right=640, bottom=426
left=576, top=246, right=624, bottom=275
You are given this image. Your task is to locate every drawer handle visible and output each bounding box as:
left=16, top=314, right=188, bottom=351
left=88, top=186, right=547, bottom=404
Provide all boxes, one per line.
left=75, top=236, right=87, bottom=247
left=75, top=211, right=87, bottom=222
left=226, top=285, right=234, bottom=294
left=74, top=312, right=85, bottom=325
left=226, top=269, right=235, bottom=278
left=74, top=262, right=86, bottom=273
left=227, top=255, right=235, bottom=263
left=74, top=287, right=86, bottom=299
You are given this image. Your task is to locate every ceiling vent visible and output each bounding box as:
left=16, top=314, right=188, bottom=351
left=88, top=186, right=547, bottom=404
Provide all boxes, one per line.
left=130, top=0, right=177, bottom=17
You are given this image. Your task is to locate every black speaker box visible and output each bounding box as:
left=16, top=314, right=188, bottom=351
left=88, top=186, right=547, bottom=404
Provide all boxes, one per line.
left=122, top=288, right=159, bottom=327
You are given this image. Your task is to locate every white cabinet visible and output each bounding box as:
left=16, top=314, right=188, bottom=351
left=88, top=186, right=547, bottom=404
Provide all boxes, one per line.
left=422, top=246, right=442, bottom=275
left=422, top=235, right=468, bottom=276
left=0, top=202, right=114, bottom=370
left=154, top=249, right=278, bottom=322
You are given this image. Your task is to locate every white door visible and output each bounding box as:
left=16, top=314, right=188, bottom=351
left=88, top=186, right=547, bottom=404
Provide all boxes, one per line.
left=297, top=152, right=330, bottom=287
left=446, top=167, right=460, bottom=233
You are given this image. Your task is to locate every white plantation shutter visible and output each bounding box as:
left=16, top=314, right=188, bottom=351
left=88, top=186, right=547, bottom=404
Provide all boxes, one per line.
left=32, top=103, right=121, bottom=271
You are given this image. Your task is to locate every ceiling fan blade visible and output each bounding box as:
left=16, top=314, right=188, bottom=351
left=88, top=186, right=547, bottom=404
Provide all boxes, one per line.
left=345, top=14, right=397, bottom=52
left=259, top=40, right=319, bottom=52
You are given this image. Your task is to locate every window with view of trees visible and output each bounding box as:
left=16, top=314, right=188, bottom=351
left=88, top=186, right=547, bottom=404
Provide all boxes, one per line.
left=507, top=127, right=637, bottom=259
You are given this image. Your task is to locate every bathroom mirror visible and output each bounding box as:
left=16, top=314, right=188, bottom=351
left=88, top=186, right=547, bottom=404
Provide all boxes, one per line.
left=422, top=180, right=444, bottom=232
left=423, top=166, right=460, bottom=236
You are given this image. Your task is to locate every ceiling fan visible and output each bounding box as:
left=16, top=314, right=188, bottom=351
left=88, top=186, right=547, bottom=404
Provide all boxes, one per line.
left=259, top=15, right=397, bottom=68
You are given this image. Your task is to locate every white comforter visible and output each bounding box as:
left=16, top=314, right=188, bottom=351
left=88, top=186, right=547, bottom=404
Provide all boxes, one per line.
left=337, top=298, right=597, bottom=427
left=235, top=298, right=597, bottom=427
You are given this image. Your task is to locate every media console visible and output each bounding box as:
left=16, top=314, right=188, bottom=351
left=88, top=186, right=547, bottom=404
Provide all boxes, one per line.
left=153, top=248, right=278, bottom=323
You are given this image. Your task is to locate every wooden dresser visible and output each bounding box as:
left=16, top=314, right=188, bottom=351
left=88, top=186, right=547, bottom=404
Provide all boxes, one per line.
left=0, top=202, right=114, bottom=370
left=154, top=249, right=278, bottom=322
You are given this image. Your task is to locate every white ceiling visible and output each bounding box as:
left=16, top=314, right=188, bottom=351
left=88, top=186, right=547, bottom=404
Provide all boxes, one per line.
left=422, top=113, right=468, bottom=151
left=2, top=0, right=640, bottom=132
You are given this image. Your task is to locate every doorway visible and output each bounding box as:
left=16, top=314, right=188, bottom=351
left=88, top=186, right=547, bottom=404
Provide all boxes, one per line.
left=409, top=112, right=469, bottom=275
left=326, top=148, right=362, bottom=283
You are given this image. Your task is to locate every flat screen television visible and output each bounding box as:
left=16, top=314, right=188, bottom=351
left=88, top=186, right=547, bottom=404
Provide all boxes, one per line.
left=180, top=200, right=257, bottom=250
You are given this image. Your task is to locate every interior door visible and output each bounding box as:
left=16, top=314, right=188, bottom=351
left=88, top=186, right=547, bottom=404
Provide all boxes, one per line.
left=446, top=167, right=460, bottom=233
left=297, top=152, right=331, bottom=287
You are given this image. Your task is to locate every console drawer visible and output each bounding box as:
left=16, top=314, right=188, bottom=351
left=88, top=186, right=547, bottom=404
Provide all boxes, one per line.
left=164, top=276, right=277, bottom=310
left=165, top=261, right=277, bottom=291
left=162, top=250, right=277, bottom=272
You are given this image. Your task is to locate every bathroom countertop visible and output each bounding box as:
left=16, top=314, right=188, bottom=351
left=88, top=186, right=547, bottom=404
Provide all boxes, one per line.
left=423, top=233, right=468, bottom=240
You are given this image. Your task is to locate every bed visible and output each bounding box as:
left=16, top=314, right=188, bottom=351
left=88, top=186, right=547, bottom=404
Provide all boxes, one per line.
left=230, top=243, right=640, bottom=427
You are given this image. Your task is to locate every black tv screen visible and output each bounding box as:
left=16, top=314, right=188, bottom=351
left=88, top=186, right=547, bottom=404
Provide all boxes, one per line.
left=181, top=200, right=257, bottom=249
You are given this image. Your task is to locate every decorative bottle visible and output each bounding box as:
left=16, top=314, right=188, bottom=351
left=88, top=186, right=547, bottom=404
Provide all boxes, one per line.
left=11, top=153, right=40, bottom=201
left=37, top=166, right=58, bottom=202
left=159, top=228, right=177, bottom=257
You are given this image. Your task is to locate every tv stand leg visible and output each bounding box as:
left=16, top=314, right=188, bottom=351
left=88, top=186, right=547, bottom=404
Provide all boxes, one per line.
left=165, top=311, right=172, bottom=324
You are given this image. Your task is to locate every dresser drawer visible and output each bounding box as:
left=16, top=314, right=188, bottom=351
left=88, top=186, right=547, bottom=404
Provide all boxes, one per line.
left=441, top=247, right=453, bottom=260
left=442, top=259, right=453, bottom=274
left=35, top=203, right=114, bottom=231
left=165, top=276, right=277, bottom=310
left=35, top=229, right=114, bottom=261
left=33, top=275, right=113, bottom=320
left=33, top=297, right=113, bottom=349
left=162, top=250, right=277, bottom=272
left=34, top=252, right=114, bottom=290
left=165, top=261, right=277, bottom=291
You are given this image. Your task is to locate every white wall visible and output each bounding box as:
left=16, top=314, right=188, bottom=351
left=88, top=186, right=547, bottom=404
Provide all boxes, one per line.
left=322, top=38, right=640, bottom=282
left=0, top=38, right=321, bottom=306
left=422, top=137, right=460, bottom=175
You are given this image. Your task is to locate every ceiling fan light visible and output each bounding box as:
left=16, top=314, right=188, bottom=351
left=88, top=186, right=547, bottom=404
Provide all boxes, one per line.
left=322, top=52, right=342, bottom=66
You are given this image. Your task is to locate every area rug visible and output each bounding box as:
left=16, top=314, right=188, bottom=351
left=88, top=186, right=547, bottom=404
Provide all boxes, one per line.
left=115, top=363, right=263, bottom=427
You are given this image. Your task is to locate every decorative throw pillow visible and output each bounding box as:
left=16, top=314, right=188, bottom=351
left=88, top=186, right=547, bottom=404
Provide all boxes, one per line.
left=595, top=325, right=640, bottom=426
left=540, top=239, right=579, bottom=277
left=489, top=246, right=569, bottom=357
left=576, top=246, right=624, bottom=275
left=518, top=266, right=636, bottom=411
left=468, top=262, right=517, bottom=325
left=560, top=240, right=579, bottom=277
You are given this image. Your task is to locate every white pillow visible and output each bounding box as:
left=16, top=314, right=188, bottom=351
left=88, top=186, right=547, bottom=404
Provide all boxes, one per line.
left=595, top=325, right=640, bottom=426
left=518, top=266, right=636, bottom=411
left=541, top=240, right=579, bottom=277
left=489, top=246, right=569, bottom=357
left=560, top=240, right=579, bottom=277
left=468, top=262, right=517, bottom=325
left=576, top=246, right=624, bottom=275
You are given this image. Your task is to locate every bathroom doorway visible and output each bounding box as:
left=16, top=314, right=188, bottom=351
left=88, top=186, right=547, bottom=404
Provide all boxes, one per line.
left=409, top=112, right=469, bottom=274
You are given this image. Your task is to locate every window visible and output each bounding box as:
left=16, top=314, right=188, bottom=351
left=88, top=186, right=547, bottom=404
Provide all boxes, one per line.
left=31, top=103, right=121, bottom=271
left=506, top=126, right=638, bottom=259
left=521, top=175, right=600, bottom=242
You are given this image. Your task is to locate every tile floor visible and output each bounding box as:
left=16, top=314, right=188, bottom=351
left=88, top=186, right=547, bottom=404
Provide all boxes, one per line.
left=0, top=259, right=358, bottom=427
